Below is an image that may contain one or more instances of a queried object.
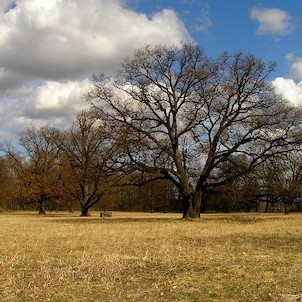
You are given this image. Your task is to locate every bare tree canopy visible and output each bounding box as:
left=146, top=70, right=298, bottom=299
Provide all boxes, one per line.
left=87, top=43, right=302, bottom=218
left=261, top=152, right=302, bottom=214
left=55, top=110, right=119, bottom=216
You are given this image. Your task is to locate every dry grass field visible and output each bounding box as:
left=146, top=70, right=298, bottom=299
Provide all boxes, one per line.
left=0, top=211, right=301, bottom=302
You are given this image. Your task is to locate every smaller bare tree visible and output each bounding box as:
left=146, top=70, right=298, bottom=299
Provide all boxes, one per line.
left=262, top=153, right=302, bottom=214
left=2, top=127, right=62, bottom=214
left=56, top=110, right=119, bottom=216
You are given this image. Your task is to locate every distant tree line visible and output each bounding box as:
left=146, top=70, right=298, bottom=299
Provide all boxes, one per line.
left=1, top=43, right=302, bottom=217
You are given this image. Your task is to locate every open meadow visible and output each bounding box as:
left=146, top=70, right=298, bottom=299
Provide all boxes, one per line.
left=0, top=211, right=301, bottom=302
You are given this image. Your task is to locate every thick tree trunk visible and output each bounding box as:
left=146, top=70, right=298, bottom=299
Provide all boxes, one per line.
left=182, top=192, right=202, bottom=219
left=80, top=207, right=91, bottom=217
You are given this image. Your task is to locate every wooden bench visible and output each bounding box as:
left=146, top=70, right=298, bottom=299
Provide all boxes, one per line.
left=100, top=211, right=112, bottom=218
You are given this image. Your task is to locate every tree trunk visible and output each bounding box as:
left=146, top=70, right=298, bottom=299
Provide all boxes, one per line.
left=284, top=204, right=290, bottom=215
left=80, top=207, right=91, bottom=217
left=80, top=186, right=92, bottom=216
left=200, top=192, right=207, bottom=213
left=182, top=192, right=202, bottom=219
left=68, top=201, right=73, bottom=213
left=38, top=200, right=46, bottom=215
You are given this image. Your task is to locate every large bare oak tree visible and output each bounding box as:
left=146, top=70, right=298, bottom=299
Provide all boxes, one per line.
left=87, top=44, right=302, bottom=218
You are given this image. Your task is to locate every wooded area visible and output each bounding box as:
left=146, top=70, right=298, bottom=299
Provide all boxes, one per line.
left=1, top=44, right=302, bottom=218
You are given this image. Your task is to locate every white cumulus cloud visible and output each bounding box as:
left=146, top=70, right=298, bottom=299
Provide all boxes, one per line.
left=250, top=7, right=293, bottom=35
left=0, top=0, right=191, bottom=137
left=0, top=79, right=91, bottom=134
left=285, top=53, right=302, bottom=80
left=272, top=77, right=302, bottom=106
left=0, top=0, right=190, bottom=87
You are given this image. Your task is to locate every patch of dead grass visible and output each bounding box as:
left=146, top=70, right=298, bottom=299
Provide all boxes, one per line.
left=0, top=212, right=301, bottom=301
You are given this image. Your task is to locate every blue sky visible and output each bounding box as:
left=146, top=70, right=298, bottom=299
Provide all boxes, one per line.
left=129, top=0, right=302, bottom=80
left=0, top=0, right=301, bottom=141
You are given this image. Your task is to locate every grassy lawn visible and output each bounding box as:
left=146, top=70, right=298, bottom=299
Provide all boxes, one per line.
left=0, top=211, right=301, bottom=302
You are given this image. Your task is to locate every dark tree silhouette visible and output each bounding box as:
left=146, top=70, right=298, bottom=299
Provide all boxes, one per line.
left=87, top=44, right=302, bottom=218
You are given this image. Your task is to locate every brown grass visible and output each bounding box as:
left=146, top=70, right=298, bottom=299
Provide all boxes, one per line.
left=0, top=211, right=301, bottom=301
